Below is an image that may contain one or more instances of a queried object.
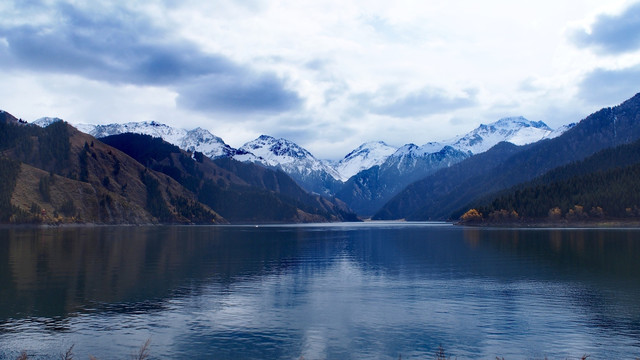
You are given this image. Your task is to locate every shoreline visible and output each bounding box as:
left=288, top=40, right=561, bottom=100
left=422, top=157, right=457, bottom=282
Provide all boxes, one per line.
left=456, top=219, right=640, bottom=228
left=5, top=219, right=640, bottom=229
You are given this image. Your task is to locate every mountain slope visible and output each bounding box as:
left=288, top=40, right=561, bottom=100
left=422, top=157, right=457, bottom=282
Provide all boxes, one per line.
left=375, top=92, right=640, bottom=220
left=458, top=137, right=640, bottom=221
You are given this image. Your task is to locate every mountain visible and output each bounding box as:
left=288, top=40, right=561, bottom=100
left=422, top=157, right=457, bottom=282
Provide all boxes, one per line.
left=336, top=145, right=470, bottom=215
left=375, top=92, right=640, bottom=220
left=462, top=138, right=640, bottom=223
left=335, top=117, right=560, bottom=216
left=101, top=133, right=357, bottom=223
left=333, top=141, right=398, bottom=181
left=447, top=116, right=555, bottom=153
left=1, top=117, right=224, bottom=224
left=4, top=113, right=356, bottom=224
left=234, top=135, right=343, bottom=195
left=43, top=115, right=568, bottom=217
left=72, top=122, right=345, bottom=196
left=73, top=121, right=236, bottom=159
left=412, top=116, right=557, bottom=155
left=33, top=117, right=63, bottom=127
left=462, top=141, right=640, bottom=223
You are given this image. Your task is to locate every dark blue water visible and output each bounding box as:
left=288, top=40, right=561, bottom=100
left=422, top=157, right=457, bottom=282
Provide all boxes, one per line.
left=1, top=223, right=639, bottom=359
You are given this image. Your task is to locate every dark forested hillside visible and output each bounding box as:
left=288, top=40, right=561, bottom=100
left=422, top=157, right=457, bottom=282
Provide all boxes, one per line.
left=457, top=138, right=640, bottom=222
left=374, top=92, right=640, bottom=220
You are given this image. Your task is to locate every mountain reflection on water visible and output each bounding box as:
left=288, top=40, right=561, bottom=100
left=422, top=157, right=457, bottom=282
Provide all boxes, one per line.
left=1, top=224, right=639, bottom=359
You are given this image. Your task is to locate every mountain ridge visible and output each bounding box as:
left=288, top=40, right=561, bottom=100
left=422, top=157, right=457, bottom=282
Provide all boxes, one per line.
left=60, top=116, right=569, bottom=200
left=374, top=92, right=640, bottom=220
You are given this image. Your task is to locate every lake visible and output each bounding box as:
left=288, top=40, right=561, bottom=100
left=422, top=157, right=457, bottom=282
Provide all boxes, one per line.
left=1, top=223, right=639, bottom=359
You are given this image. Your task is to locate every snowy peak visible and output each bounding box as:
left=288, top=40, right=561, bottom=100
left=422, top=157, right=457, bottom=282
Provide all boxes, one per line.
left=180, top=127, right=235, bottom=158
left=236, top=135, right=342, bottom=182
left=74, top=121, right=235, bottom=159
left=33, top=117, right=63, bottom=127
left=493, top=116, right=551, bottom=131
left=241, top=135, right=314, bottom=165
left=449, top=116, right=555, bottom=154
left=385, top=117, right=554, bottom=162
left=335, top=141, right=397, bottom=180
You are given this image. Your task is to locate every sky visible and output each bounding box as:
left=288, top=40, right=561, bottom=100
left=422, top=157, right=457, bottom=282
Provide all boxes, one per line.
left=1, top=0, right=640, bottom=159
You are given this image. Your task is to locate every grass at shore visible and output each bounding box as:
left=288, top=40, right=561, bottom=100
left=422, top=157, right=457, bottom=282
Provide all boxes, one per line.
left=16, top=339, right=150, bottom=360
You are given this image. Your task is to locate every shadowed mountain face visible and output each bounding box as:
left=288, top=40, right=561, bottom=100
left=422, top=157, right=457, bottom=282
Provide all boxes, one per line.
left=375, top=92, right=640, bottom=220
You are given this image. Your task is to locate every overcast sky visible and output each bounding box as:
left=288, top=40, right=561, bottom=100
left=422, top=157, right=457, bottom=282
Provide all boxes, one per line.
left=2, top=0, right=640, bottom=159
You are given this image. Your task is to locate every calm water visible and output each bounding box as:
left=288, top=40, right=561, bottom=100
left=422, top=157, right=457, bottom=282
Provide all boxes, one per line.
left=1, top=223, right=639, bottom=359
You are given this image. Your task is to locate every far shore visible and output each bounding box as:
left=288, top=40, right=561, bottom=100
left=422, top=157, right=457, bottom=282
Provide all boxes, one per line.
left=456, top=219, right=640, bottom=228
left=5, top=218, right=640, bottom=229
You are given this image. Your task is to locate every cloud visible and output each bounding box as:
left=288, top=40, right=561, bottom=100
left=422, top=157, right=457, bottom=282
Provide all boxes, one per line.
left=578, top=65, right=640, bottom=105
left=569, top=2, right=640, bottom=55
left=361, top=87, right=477, bottom=118
left=177, top=73, right=302, bottom=114
left=0, top=1, right=300, bottom=114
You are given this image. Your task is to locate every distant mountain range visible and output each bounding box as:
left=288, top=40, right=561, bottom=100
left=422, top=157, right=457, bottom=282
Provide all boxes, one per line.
left=56, top=115, right=571, bottom=214
left=16, top=90, right=640, bottom=225
left=375, top=92, right=640, bottom=221
left=66, top=115, right=567, bottom=181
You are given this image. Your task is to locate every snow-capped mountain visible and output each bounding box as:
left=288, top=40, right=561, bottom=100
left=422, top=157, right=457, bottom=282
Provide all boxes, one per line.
left=74, top=121, right=235, bottom=159
left=406, top=116, right=554, bottom=157
left=447, top=116, right=554, bottom=154
left=179, top=127, right=236, bottom=158
left=33, top=117, right=63, bottom=127
left=333, top=117, right=559, bottom=181
left=336, top=144, right=471, bottom=215
left=29, top=115, right=571, bottom=209
left=334, top=141, right=398, bottom=181
left=235, top=135, right=343, bottom=195
left=334, top=116, right=566, bottom=215
left=347, top=117, right=558, bottom=177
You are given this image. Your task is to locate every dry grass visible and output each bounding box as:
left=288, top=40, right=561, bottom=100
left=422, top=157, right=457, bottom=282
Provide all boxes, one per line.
left=133, top=339, right=151, bottom=360
left=61, top=344, right=74, bottom=360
